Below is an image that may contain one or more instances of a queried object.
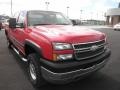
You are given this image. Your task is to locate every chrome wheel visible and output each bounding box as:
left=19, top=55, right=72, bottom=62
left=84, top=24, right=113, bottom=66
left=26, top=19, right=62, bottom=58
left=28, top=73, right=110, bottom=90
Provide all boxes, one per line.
left=29, top=62, right=37, bottom=80
left=28, top=53, right=46, bottom=87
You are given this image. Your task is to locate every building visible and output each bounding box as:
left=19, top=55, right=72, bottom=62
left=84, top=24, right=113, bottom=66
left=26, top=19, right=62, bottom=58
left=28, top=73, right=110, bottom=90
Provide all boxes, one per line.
left=106, top=3, right=120, bottom=26
left=70, top=19, right=105, bottom=26
left=81, top=20, right=105, bottom=25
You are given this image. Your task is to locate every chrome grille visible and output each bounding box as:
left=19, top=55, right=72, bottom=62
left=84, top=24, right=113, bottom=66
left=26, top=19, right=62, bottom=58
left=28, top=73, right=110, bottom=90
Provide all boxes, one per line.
left=72, top=40, right=105, bottom=60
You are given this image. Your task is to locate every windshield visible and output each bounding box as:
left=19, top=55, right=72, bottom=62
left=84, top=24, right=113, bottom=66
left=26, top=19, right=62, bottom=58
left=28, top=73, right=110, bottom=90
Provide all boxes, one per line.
left=28, top=11, right=72, bottom=26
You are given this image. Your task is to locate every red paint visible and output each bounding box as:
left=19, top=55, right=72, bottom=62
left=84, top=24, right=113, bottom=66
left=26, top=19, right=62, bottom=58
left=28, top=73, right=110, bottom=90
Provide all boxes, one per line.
left=5, top=11, right=106, bottom=61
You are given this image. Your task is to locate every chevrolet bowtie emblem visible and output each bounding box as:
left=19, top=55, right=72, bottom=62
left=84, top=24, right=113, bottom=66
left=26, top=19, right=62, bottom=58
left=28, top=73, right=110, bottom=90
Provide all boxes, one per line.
left=90, top=45, right=98, bottom=51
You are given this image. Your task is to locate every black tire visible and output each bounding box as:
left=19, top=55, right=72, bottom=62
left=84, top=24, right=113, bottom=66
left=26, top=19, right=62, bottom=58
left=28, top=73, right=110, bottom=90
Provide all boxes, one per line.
left=27, top=53, right=46, bottom=87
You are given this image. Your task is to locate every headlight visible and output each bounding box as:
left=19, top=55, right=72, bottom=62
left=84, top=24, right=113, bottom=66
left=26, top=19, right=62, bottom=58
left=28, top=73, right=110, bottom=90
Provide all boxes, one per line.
left=53, top=43, right=72, bottom=50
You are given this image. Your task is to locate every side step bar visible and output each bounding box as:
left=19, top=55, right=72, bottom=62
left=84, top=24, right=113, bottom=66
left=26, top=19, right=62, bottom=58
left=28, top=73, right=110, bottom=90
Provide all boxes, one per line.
left=12, top=46, right=28, bottom=62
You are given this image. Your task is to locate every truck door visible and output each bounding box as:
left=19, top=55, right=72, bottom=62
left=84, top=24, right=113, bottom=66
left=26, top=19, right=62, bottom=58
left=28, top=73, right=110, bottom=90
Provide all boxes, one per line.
left=10, top=11, right=27, bottom=54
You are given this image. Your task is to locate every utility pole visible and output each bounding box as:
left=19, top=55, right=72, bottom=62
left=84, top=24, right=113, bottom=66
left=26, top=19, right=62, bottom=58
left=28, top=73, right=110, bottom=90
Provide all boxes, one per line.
left=67, top=6, right=69, bottom=18
left=80, top=10, right=83, bottom=20
left=45, top=2, right=50, bottom=10
left=11, top=0, right=13, bottom=16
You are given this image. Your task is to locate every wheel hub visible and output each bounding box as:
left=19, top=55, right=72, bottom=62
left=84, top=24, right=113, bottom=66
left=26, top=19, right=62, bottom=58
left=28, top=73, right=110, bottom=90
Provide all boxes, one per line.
left=29, top=63, right=37, bottom=80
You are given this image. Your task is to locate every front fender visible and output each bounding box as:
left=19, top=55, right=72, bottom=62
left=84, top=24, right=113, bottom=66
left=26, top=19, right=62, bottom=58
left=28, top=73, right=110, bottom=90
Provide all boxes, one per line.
left=24, top=39, right=42, bottom=57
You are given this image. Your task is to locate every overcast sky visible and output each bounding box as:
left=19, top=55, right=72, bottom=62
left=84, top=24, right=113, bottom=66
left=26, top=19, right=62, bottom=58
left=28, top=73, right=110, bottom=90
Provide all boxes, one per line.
left=0, top=0, right=120, bottom=20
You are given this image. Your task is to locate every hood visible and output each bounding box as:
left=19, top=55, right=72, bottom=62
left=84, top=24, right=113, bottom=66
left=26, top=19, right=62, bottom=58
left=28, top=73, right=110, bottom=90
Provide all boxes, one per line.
left=31, top=25, right=105, bottom=44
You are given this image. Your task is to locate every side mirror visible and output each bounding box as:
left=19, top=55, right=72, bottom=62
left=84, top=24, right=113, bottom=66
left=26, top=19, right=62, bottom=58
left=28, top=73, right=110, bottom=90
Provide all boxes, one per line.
left=9, top=18, right=16, bottom=28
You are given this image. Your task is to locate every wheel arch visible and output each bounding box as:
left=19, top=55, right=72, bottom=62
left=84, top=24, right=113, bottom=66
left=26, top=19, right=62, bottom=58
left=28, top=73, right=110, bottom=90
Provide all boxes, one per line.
left=24, top=40, right=42, bottom=58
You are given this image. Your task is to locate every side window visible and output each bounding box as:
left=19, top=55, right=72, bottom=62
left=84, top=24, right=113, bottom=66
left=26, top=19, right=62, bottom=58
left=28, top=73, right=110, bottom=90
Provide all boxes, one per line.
left=18, top=12, right=24, bottom=23
left=17, top=11, right=26, bottom=27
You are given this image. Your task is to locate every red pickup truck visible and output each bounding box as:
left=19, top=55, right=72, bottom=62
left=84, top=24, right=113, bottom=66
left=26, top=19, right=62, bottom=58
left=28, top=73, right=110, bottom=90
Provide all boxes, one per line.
left=5, top=10, right=111, bottom=87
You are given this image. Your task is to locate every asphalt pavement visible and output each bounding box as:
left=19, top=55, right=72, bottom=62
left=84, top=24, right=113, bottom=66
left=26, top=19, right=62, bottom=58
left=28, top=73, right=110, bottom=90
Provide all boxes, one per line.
left=0, top=27, right=120, bottom=90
